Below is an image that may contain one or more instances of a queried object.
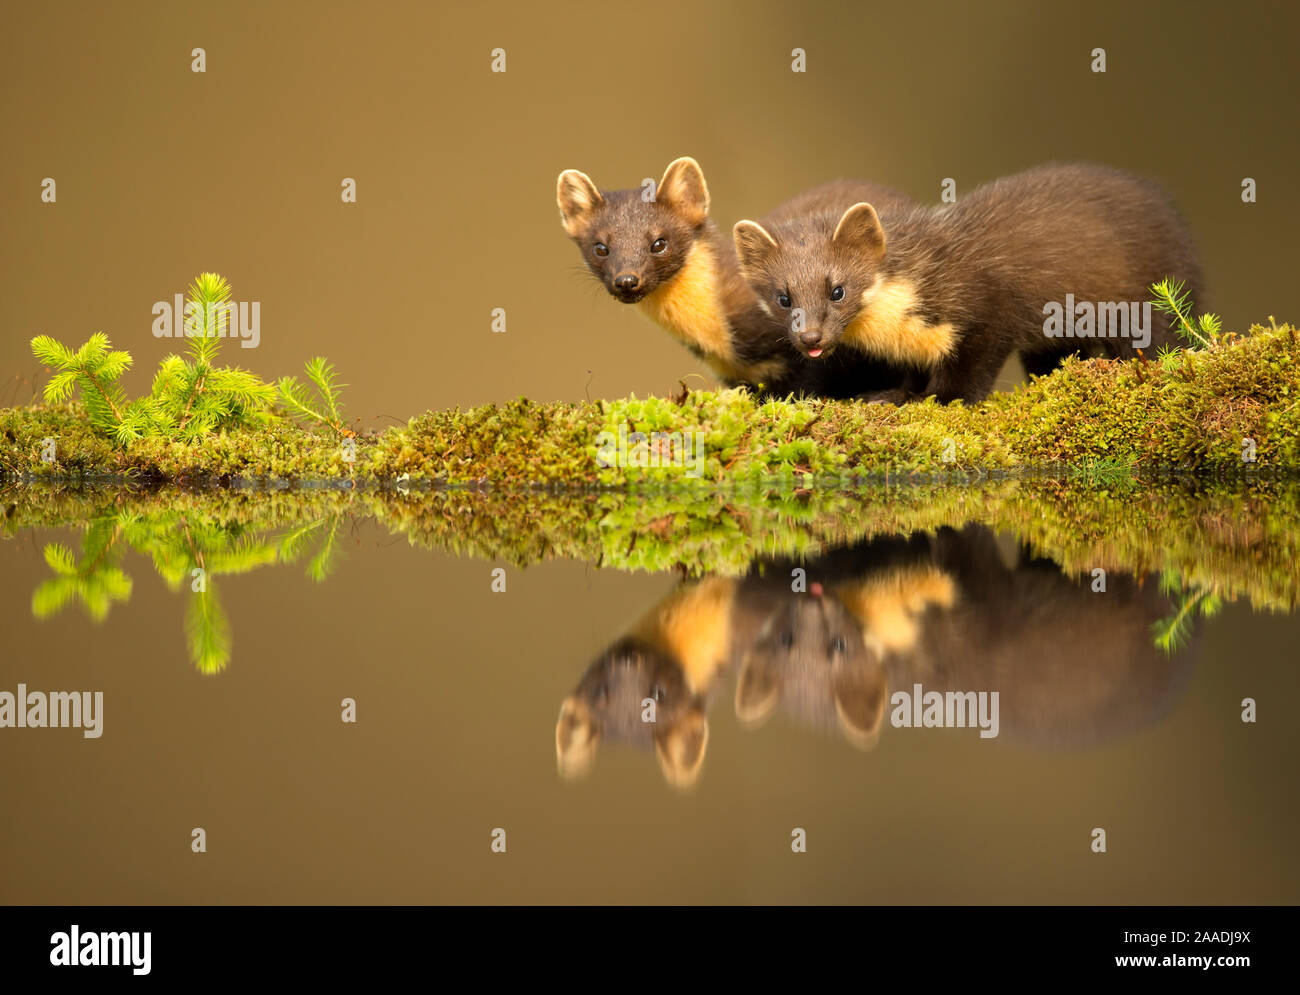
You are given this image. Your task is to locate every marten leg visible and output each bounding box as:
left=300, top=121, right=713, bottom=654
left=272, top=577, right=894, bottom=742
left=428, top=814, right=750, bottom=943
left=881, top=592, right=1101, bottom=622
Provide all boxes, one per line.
left=858, top=370, right=928, bottom=405
left=923, top=336, right=1007, bottom=403
left=859, top=386, right=908, bottom=405
left=1021, top=348, right=1083, bottom=380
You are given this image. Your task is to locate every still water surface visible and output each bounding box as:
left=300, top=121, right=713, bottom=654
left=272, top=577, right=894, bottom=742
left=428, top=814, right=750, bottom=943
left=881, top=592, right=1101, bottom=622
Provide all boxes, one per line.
left=1, top=483, right=1296, bottom=903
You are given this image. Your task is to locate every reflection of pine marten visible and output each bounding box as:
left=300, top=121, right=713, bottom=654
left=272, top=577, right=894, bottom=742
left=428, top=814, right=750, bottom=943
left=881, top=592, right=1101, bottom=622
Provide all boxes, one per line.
left=559, top=527, right=1199, bottom=787
left=556, top=157, right=913, bottom=398
left=735, top=539, right=955, bottom=748
left=733, top=163, right=1205, bottom=402
left=907, top=527, right=1198, bottom=747
left=737, top=527, right=1196, bottom=749
left=556, top=577, right=742, bottom=789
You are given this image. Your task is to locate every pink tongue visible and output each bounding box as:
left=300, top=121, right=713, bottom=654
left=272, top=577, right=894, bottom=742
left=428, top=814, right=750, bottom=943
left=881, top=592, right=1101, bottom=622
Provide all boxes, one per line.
left=808, top=348, right=823, bottom=358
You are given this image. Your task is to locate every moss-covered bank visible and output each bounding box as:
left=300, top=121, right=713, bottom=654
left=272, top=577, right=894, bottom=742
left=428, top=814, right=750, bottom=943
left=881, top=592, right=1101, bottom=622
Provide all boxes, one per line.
left=3, top=322, right=1298, bottom=485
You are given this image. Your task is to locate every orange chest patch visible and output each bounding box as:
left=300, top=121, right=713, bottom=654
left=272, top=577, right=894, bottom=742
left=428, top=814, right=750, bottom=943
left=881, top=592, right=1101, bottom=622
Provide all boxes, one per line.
left=637, top=243, right=739, bottom=369
left=843, top=277, right=958, bottom=368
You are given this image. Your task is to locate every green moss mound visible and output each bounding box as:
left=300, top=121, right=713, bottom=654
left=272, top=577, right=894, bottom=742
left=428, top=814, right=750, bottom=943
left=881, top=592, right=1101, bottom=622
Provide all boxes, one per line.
left=3, top=322, right=1298, bottom=485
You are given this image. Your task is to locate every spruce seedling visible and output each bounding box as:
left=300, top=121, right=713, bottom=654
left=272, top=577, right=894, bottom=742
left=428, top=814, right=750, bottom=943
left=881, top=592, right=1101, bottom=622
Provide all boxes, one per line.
left=117, top=273, right=276, bottom=442
left=31, top=333, right=133, bottom=437
left=31, top=273, right=301, bottom=445
left=278, top=357, right=353, bottom=438
left=1151, top=277, right=1223, bottom=349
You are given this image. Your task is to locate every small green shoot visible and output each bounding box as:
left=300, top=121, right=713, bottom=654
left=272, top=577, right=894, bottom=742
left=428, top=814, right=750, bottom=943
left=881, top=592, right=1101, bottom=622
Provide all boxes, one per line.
left=278, top=357, right=353, bottom=438
left=1151, top=277, right=1223, bottom=349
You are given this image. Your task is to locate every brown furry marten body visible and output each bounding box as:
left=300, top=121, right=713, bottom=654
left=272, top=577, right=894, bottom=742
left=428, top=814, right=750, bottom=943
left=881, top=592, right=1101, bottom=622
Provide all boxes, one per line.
left=733, top=163, right=1205, bottom=402
left=556, top=158, right=913, bottom=399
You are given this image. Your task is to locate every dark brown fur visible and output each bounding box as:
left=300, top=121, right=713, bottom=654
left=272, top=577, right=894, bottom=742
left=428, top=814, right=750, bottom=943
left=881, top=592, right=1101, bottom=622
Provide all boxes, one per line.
left=734, top=163, right=1206, bottom=403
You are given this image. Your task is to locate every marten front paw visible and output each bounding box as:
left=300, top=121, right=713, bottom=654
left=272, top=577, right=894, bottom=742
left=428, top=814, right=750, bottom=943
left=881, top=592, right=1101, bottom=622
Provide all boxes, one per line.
left=858, top=387, right=909, bottom=406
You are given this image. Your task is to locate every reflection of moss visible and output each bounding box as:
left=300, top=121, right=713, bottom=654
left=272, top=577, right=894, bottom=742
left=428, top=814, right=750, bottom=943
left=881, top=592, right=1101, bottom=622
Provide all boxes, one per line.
left=4, top=321, right=1299, bottom=483
left=374, top=477, right=1300, bottom=613
left=6, top=478, right=1299, bottom=615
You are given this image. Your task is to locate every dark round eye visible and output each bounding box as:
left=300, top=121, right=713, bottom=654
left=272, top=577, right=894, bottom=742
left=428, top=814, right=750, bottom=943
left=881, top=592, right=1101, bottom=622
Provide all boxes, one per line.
left=779, top=630, right=794, bottom=649
left=830, top=286, right=845, bottom=302
left=778, top=293, right=792, bottom=309
left=830, top=635, right=847, bottom=654
left=593, top=242, right=608, bottom=257
left=651, top=238, right=667, bottom=254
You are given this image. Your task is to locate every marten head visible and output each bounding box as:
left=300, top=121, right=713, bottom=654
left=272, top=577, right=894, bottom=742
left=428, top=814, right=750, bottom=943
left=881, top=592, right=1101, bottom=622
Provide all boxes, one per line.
left=556, top=157, right=712, bottom=304
left=555, top=636, right=709, bottom=789
left=733, top=203, right=886, bottom=358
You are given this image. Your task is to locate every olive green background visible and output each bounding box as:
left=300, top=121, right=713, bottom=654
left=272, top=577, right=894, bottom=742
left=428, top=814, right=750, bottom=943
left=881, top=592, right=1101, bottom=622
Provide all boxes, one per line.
left=2, top=0, right=1297, bottom=416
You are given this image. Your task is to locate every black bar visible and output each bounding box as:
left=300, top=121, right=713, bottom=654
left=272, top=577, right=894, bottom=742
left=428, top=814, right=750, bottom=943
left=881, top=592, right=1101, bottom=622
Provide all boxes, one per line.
left=0, top=906, right=1276, bottom=981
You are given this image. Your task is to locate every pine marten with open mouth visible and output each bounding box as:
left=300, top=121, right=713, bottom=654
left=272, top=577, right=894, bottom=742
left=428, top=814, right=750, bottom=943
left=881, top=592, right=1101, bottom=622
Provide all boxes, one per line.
left=556, top=157, right=914, bottom=399
left=732, top=163, right=1206, bottom=403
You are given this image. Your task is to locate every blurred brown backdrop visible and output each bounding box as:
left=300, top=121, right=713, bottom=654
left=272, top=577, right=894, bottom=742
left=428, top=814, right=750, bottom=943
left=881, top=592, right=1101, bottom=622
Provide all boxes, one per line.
left=2, top=0, right=1297, bottom=420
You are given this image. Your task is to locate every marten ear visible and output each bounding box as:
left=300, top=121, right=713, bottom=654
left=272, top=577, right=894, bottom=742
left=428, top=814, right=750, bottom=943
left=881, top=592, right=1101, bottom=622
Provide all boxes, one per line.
left=832, top=202, right=886, bottom=261
left=733, top=220, right=779, bottom=276
left=556, top=169, right=604, bottom=236
left=555, top=696, right=600, bottom=778
left=657, top=157, right=710, bottom=226
left=735, top=653, right=780, bottom=726
left=654, top=708, right=709, bottom=789
left=831, top=657, right=887, bottom=750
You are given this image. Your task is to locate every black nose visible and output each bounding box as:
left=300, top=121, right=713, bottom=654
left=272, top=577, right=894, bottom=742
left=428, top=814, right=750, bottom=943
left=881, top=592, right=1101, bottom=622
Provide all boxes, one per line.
left=615, top=273, right=640, bottom=291
left=798, top=330, right=822, bottom=347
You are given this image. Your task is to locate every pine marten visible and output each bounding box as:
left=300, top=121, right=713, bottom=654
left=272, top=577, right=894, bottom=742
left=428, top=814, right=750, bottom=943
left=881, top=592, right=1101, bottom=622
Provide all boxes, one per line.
left=732, top=163, right=1206, bottom=403
left=556, top=157, right=914, bottom=399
